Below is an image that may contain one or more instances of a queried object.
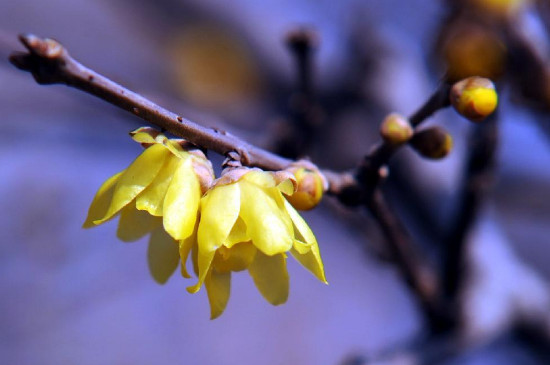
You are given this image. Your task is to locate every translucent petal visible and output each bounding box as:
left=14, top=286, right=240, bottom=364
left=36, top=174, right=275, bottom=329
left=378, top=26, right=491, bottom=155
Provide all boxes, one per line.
left=241, top=169, right=276, bottom=187
left=198, top=183, right=241, bottom=252
left=187, top=249, right=215, bottom=293
left=83, top=171, right=124, bottom=228
left=290, top=244, right=327, bottom=284
left=212, top=242, right=257, bottom=273
left=180, top=219, right=198, bottom=278
left=248, top=251, right=289, bottom=305
left=277, top=179, right=296, bottom=196
left=205, top=271, right=231, bottom=319
left=284, top=199, right=315, bottom=244
left=117, top=204, right=162, bottom=242
left=225, top=217, right=250, bottom=248
left=239, top=182, right=293, bottom=256
left=97, top=143, right=169, bottom=224
left=163, top=158, right=200, bottom=240
left=147, top=227, right=180, bottom=284
left=135, top=154, right=180, bottom=216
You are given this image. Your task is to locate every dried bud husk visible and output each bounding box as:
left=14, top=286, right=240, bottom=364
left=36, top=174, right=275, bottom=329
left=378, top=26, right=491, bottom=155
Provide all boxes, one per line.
left=284, top=160, right=327, bottom=211
left=380, top=113, right=414, bottom=145
left=409, top=126, right=453, bottom=159
left=450, top=77, right=498, bottom=122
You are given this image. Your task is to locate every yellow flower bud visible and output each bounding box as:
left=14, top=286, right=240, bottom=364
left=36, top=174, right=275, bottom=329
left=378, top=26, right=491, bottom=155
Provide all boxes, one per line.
left=410, top=126, right=454, bottom=159
left=379, top=113, right=414, bottom=145
left=441, top=24, right=506, bottom=82
left=469, top=0, right=529, bottom=18
left=284, top=162, right=326, bottom=211
left=450, top=77, right=498, bottom=122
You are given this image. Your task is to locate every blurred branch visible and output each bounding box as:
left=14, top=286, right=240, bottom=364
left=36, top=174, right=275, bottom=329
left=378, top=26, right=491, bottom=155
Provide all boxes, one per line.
left=366, top=190, right=441, bottom=324
left=442, top=113, right=498, bottom=304
left=274, top=28, right=322, bottom=158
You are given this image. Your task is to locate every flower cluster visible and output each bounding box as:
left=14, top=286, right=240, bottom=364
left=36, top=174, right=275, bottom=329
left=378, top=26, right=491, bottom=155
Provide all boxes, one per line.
left=84, top=128, right=327, bottom=318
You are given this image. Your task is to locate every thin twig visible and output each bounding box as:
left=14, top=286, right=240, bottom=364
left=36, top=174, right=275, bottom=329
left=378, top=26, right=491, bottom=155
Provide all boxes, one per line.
left=366, top=190, right=444, bottom=328
left=9, top=34, right=292, bottom=170
left=356, top=83, right=452, bottom=197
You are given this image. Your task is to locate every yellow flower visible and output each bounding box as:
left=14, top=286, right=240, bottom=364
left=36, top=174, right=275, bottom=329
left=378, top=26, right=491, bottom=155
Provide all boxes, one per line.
left=182, top=167, right=327, bottom=319
left=83, top=127, right=214, bottom=283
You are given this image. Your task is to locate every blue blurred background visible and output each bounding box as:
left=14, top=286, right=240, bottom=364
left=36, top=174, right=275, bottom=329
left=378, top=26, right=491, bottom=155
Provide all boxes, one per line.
left=1, top=0, right=550, bottom=364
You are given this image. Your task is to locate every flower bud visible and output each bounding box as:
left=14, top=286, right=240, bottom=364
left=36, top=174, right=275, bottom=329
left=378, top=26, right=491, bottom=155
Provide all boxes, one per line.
left=450, top=77, right=498, bottom=122
left=469, top=0, right=528, bottom=18
left=380, top=113, right=414, bottom=145
left=284, top=160, right=327, bottom=211
left=409, top=126, right=453, bottom=159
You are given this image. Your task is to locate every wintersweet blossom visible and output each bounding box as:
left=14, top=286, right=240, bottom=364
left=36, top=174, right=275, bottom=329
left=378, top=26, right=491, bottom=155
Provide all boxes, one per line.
left=83, top=127, right=214, bottom=283
left=182, top=167, right=327, bottom=319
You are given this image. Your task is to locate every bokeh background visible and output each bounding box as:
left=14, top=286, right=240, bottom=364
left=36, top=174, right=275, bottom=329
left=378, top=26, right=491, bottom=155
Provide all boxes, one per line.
left=1, top=0, right=550, bottom=364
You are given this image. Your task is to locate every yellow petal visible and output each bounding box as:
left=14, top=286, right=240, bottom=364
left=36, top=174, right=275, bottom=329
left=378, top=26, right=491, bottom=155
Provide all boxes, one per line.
left=187, top=249, right=215, bottom=293
left=83, top=171, right=124, bottom=228
left=163, top=158, right=200, bottom=240
left=277, top=179, right=296, bottom=196
left=284, top=199, right=315, bottom=245
left=135, top=154, right=180, bottom=216
left=117, top=204, right=162, bottom=242
left=198, top=183, right=241, bottom=252
left=147, top=227, right=180, bottom=284
left=97, top=143, right=169, bottom=224
left=225, top=217, right=250, bottom=248
left=205, top=270, right=231, bottom=319
left=179, top=218, right=198, bottom=278
left=283, top=199, right=326, bottom=283
left=241, top=169, right=276, bottom=187
left=290, top=245, right=327, bottom=284
left=248, top=251, right=289, bottom=305
left=212, top=242, right=257, bottom=273
left=239, top=182, right=293, bottom=256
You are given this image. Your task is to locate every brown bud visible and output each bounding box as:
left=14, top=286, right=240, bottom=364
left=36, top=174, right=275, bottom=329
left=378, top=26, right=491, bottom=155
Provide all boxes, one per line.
left=380, top=113, right=414, bottom=145
left=409, top=126, right=453, bottom=159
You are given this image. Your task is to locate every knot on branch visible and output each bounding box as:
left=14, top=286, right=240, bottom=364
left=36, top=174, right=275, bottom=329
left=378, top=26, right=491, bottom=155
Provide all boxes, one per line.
left=9, top=34, right=68, bottom=85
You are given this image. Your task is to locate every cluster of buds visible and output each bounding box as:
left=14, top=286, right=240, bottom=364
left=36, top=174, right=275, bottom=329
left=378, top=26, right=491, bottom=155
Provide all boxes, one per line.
left=378, top=76, right=498, bottom=160
left=84, top=127, right=328, bottom=318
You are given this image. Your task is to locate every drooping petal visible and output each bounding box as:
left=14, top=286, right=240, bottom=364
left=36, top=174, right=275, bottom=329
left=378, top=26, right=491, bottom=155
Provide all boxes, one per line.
left=147, top=226, right=180, bottom=284
left=198, top=183, right=241, bottom=252
left=290, top=246, right=327, bottom=284
left=239, top=182, right=293, bottom=256
left=83, top=171, right=124, bottom=228
left=179, top=218, right=199, bottom=278
left=187, top=249, right=215, bottom=293
left=117, top=204, right=162, bottom=242
left=163, top=158, right=201, bottom=240
left=248, top=251, right=289, bottom=305
left=284, top=199, right=315, bottom=245
left=205, top=270, right=231, bottom=319
left=135, top=153, right=180, bottom=216
left=97, top=143, right=169, bottom=224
